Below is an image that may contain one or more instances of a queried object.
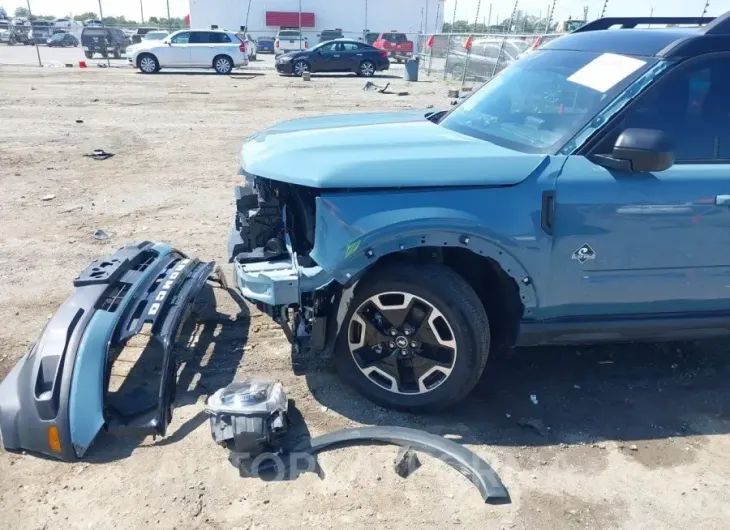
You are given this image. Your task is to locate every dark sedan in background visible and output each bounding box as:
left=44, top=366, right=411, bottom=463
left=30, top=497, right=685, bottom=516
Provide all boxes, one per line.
left=276, top=39, right=389, bottom=77
left=47, top=32, right=79, bottom=47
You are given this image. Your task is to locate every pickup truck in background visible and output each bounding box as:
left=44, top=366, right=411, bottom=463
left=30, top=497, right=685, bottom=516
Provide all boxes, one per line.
left=372, top=31, right=413, bottom=62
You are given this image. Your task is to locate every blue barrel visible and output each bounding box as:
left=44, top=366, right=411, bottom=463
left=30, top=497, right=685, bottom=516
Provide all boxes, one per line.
left=404, top=58, right=419, bottom=81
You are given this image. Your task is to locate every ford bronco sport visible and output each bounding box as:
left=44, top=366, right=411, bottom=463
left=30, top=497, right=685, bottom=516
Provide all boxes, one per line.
left=230, top=15, right=730, bottom=413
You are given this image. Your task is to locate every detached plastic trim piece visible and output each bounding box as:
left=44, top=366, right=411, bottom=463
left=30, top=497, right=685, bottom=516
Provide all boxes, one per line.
left=292, top=426, right=510, bottom=504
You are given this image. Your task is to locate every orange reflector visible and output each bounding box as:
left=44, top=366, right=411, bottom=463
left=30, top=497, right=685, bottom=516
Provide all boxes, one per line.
left=48, top=426, right=62, bottom=453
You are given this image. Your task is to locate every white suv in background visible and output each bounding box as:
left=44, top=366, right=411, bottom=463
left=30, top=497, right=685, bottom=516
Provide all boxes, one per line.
left=274, top=29, right=308, bottom=55
left=128, top=29, right=248, bottom=74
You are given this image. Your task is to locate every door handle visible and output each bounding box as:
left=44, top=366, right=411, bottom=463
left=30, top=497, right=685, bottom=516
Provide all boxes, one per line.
left=716, top=195, right=730, bottom=206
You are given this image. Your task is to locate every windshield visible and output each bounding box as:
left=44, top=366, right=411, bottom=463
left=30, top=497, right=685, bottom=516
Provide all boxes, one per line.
left=439, top=50, right=655, bottom=154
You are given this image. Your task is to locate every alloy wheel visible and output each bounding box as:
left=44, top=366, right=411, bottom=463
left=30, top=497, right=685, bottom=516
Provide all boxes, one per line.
left=348, top=291, right=457, bottom=395
left=360, top=61, right=375, bottom=76
left=215, top=57, right=232, bottom=74
left=294, top=61, right=309, bottom=76
left=140, top=56, right=156, bottom=73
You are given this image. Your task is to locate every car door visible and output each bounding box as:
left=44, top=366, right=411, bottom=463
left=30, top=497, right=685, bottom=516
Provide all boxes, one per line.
left=157, top=31, right=191, bottom=67
left=187, top=31, right=212, bottom=67
left=313, top=42, right=339, bottom=72
left=551, top=54, right=730, bottom=318
left=339, top=42, right=365, bottom=71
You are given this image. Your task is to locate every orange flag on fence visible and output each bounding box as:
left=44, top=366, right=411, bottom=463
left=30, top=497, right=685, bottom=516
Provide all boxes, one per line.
left=426, top=34, right=434, bottom=48
left=463, top=34, right=473, bottom=50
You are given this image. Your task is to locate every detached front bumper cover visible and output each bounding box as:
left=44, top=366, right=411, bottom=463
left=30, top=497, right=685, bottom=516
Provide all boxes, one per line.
left=0, top=241, right=216, bottom=461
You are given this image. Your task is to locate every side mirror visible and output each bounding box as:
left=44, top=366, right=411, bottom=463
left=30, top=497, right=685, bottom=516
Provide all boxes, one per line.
left=592, top=128, right=674, bottom=173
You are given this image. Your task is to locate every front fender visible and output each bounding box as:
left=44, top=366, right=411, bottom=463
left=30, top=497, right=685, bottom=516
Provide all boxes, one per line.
left=309, top=186, right=551, bottom=317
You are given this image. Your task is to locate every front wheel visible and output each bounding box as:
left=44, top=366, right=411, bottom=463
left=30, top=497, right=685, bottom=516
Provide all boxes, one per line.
left=293, top=60, right=309, bottom=77
left=84, top=51, right=93, bottom=59
left=113, top=47, right=121, bottom=59
left=214, top=55, right=233, bottom=74
left=358, top=60, right=376, bottom=77
left=335, top=262, right=490, bottom=412
left=137, top=53, right=159, bottom=74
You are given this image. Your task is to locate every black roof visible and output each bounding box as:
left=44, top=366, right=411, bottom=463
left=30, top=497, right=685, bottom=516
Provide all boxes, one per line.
left=543, top=13, right=730, bottom=59
left=542, top=29, right=700, bottom=57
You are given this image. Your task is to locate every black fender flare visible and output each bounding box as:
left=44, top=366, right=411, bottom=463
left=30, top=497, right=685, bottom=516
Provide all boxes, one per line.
left=292, top=426, right=510, bottom=504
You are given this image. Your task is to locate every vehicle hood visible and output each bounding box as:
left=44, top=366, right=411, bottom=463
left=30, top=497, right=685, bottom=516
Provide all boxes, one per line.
left=240, top=110, right=547, bottom=189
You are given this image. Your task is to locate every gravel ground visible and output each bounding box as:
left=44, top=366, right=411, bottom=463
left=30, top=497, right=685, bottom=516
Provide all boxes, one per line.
left=2, top=58, right=730, bottom=530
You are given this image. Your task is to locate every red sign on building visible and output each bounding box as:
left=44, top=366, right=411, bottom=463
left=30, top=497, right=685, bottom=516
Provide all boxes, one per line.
left=265, top=11, right=315, bottom=28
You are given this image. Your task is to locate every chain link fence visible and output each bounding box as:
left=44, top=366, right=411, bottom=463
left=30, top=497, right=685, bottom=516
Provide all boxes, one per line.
left=416, top=32, right=562, bottom=89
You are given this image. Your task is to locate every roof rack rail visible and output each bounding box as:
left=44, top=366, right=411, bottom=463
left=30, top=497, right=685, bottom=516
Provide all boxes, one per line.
left=573, top=16, right=715, bottom=33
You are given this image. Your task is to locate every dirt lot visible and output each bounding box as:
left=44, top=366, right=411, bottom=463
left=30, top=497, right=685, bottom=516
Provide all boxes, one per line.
left=2, top=63, right=730, bottom=530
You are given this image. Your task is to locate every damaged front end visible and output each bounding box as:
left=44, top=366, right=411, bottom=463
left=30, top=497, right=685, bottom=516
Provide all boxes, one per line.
left=227, top=174, right=336, bottom=352
left=0, top=241, right=217, bottom=461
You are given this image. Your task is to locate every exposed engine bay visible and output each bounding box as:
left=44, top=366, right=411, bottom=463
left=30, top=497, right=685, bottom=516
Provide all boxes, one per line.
left=228, top=175, right=318, bottom=265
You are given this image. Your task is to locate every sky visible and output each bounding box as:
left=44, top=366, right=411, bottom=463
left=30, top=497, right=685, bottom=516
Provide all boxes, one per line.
left=2, top=0, right=729, bottom=24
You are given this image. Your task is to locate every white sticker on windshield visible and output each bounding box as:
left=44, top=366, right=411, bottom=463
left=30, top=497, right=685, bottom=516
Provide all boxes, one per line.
left=567, top=53, right=646, bottom=93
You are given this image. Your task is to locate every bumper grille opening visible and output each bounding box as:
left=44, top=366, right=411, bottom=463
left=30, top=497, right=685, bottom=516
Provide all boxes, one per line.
left=132, top=250, right=159, bottom=272
left=100, top=282, right=132, bottom=312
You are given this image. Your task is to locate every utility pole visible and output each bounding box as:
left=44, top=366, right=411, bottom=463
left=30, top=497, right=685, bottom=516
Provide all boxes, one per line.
left=166, top=0, right=172, bottom=31
left=583, top=5, right=589, bottom=21
left=601, top=0, right=609, bottom=18
left=701, top=0, right=710, bottom=17
left=25, top=0, right=42, bottom=67
left=545, top=0, right=556, bottom=33
left=98, top=0, right=110, bottom=67
left=486, top=3, right=492, bottom=30
left=424, top=0, right=429, bottom=35
left=298, top=0, right=302, bottom=49
left=461, top=0, right=482, bottom=87
left=364, top=0, right=368, bottom=38
left=140, top=0, right=144, bottom=24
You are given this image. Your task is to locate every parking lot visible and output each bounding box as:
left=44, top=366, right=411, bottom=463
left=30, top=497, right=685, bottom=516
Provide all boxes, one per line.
left=2, top=45, right=730, bottom=530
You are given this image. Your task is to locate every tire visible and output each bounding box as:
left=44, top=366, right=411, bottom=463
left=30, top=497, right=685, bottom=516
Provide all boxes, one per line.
left=335, top=262, right=490, bottom=412
left=84, top=51, right=93, bottom=59
left=137, top=53, right=159, bottom=74
left=358, top=60, right=376, bottom=77
left=213, top=55, right=233, bottom=74
left=251, top=53, right=257, bottom=61
left=113, top=47, right=121, bottom=59
left=292, top=60, right=309, bottom=77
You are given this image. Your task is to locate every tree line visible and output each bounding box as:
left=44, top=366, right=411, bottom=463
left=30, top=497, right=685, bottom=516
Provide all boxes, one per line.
left=3, top=7, right=186, bottom=29
left=442, top=12, right=558, bottom=34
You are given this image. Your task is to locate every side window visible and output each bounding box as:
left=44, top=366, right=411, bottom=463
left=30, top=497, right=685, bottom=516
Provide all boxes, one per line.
left=170, top=31, right=191, bottom=44
left=342, top=42, right=360, bottom=51
left=594, top=56, right=730, bottom=162
left=209, top=32, right=231, bottom=44
left=318, top=42, right=337, bottom=52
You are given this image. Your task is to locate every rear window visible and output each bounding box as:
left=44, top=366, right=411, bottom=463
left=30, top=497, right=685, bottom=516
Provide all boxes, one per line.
left=83, top=28, right=107, bottom=37
left=382, top=33, right=407, bottom=42
left=278, top=30, right=301, bottom=38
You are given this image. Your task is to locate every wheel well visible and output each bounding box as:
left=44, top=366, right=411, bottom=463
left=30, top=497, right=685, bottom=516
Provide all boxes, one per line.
left=357, top=247, right=524, bottom=348
left=213, top=54, right=233, bottom=66
left=136, top=52, right=156, bottom=67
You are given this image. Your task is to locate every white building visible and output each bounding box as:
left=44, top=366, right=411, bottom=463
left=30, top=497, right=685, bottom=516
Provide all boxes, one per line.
left=189, top=0, right=445, bottom=40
